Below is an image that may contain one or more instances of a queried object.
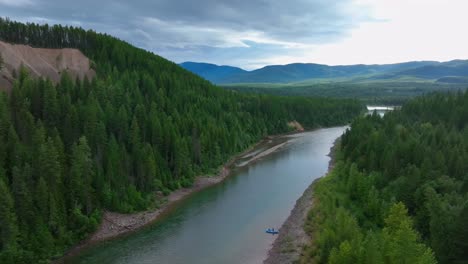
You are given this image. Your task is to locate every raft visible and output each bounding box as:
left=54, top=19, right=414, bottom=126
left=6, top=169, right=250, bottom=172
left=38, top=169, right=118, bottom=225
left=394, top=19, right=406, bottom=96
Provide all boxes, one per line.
left=265, top=228, right=279, bottom=234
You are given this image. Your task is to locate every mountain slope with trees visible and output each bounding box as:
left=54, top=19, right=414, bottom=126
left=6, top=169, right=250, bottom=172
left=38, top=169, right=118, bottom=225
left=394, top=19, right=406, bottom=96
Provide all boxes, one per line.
left=0, top=18, right=363, bottom=262
left=179, top=62, right=246, bottom=84
left=180, top=60, right=468, bottom=84
left=301, top=91, right=468, bottom=264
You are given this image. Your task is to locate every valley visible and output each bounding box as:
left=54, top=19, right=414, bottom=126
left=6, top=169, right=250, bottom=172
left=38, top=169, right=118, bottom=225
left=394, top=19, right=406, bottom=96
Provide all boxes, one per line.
left=0, top=2, right=467, bottom=262
left=182, top=62, right=468, bottom=104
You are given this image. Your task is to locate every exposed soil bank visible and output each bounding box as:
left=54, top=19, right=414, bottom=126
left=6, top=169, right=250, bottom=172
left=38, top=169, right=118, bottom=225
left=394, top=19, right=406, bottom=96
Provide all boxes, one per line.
left=263, top=137, right=341, bottom=264
left=57, top=132, right=295, bottom=262
left=0, top=40, right=95, bottom=92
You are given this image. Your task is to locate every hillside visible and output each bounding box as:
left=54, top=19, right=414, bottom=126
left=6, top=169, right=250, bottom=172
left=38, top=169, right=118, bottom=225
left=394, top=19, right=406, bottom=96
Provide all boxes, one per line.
left=0, top=40, right=95, bottom=92
left=301, top=91, right=468, bottom=264
left=180, top=60, right=468, bottom=84
left=0, top=18, right=363, bottom=263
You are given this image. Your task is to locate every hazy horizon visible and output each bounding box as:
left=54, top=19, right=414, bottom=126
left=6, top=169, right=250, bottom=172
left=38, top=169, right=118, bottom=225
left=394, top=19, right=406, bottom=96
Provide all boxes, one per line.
left=181, top=58, right=468, bottom=71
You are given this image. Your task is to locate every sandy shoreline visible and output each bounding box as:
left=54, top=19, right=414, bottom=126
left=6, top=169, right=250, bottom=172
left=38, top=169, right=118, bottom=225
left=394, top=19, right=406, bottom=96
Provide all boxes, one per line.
left=263, top=137, right=341, bottom=264
left=57, top=132, right=294, bottom=262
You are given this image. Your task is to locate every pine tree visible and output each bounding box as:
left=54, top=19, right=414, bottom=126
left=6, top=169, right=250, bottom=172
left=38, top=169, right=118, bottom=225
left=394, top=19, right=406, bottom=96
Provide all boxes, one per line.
left=42, top=80, right=59, bottom=128
left=11, top=166, right=34, bottom=235
left=382, top=203, right=436, bottom=264
left=35, top=177, right=49, bottom=226
left=69, top=136, right=94, bottom=214
left=0, top=177, right=19, bottom=254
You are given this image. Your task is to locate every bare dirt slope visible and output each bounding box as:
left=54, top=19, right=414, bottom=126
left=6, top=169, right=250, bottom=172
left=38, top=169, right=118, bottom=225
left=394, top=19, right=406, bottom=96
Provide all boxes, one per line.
left=287, top=120, right=305, bottom=132
left=0, top=40, right=95, bottom=92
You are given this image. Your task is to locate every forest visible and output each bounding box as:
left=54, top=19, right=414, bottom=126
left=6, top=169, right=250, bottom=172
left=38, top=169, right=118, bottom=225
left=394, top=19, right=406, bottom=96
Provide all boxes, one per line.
left=301, top=91, right=468, bottom=263
left=224, top=81, right=465, bottom=105
left=0, top=18, right=363, bottom=262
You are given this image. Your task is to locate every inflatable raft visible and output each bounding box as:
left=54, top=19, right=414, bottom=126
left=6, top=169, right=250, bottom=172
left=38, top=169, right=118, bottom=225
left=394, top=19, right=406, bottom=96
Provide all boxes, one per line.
left=265, top=228, right=279, bottom=234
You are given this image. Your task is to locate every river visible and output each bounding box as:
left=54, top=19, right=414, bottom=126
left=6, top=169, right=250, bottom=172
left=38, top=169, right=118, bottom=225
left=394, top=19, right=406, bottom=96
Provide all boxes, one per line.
left=71, top=127, right=346, bottom=264
left=366, top=105, right=398, bottom=116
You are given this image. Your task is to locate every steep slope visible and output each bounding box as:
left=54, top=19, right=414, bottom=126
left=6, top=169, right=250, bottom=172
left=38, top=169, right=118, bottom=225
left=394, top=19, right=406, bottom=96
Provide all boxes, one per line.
left=0, top=40, right=95, bottom=92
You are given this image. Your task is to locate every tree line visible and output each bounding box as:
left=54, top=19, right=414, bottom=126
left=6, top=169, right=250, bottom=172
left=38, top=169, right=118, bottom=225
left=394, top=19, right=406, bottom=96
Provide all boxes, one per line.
left=224, top=81, right=465, bottom=105
left=0, top=18, right=363, bottom=262
left=301, top=91, right=468, bottom=263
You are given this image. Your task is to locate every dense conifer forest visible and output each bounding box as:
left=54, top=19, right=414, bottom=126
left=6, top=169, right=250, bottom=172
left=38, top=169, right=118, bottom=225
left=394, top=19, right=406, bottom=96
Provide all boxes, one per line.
left=0, top=18, right=362, bottom=262
left=301, top=91, right=468, bottom=263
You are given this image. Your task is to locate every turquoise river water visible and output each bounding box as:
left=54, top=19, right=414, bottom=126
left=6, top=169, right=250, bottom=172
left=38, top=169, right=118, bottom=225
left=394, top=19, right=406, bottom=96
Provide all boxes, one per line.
left=71, top=126, right=346, bottom=264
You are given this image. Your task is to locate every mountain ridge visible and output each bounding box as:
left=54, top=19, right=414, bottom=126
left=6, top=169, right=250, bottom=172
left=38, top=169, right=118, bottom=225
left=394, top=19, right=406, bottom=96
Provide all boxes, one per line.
left=179, top=62, right=246, bottom=83
left=180, top=60, right=468, bottom=84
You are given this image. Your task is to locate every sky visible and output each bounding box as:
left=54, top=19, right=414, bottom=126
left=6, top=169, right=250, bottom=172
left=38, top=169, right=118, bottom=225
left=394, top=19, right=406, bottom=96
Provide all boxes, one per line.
left=1, top=0, right=468, bottom=70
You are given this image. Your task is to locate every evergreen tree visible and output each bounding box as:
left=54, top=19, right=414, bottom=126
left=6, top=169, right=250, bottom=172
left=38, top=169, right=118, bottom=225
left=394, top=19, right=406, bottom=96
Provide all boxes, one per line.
left=0, top=177, right=19, bottom=258
left=381, top=203, right=436, bottom=264
left=69, top=136, right=94, bottom=214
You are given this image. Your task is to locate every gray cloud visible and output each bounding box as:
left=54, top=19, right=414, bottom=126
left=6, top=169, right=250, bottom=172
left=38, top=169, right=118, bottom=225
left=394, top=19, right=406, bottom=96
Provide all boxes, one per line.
left=0, top=0, right=372, bottom=68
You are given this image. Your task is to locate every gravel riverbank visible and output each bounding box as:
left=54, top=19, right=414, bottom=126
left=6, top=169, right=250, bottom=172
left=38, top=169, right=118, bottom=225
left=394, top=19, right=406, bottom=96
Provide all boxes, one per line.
left=57, top=133, right=295, bottom=262
left=263, top=137, right=340, bottom=264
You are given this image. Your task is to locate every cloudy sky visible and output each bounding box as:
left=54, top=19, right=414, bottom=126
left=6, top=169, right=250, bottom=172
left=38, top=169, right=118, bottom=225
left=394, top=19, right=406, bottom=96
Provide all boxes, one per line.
left=1, top=0, right=468, bottom=69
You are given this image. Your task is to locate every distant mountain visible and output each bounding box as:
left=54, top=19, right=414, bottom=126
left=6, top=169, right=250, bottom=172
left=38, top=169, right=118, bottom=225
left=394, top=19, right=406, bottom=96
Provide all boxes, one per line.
left=395, top=61, right=468, bottom=79
left=436, top=76, right=468, bottom=84
left=180, top=60, right=468, bottom=84
left=180, top=62, right=246, bottom=83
